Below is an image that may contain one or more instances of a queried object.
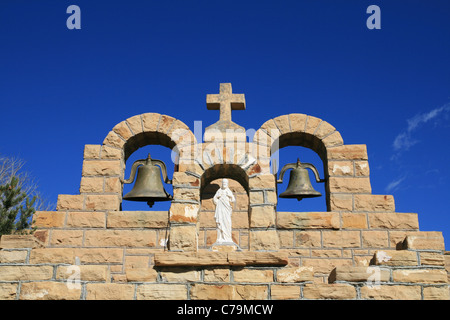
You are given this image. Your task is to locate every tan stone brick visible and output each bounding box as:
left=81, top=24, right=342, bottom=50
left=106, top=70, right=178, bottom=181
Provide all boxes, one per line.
left=33, top=211, right=65, bottom=228
left=250, top=206, right=275, bottom=228
left=57, top=194, right=84, bottom=211
left=107, top=211, right=168, bottom=228
left=315, top=121, right=336, bottom=139
left=277, top=212, right=339, bottom=229
left=329, top=193, right=353, bottom=212
left=103, top=131, right=126, bottom=149
left=420, top=252, right=445, bottom=266
left=328, top=161, right=354, bottom=176
left=329, top=266, right=390, bottom=283
left=360, top=285, right=421, bottom=300
left=233, top=269, right=273, bottom=283
left=126, top=114, right=143, bottom=135
left=100, top=145, right=122, bottom=159
left=50, top=230, right=83, bottom=247
left=85, top=230, right=156, bottom=247
left=341, top=212, right=367, bottom=229
left=82, top=160, right=121, bottom=177
left=20, top=282, right=81, bottom=300
left=105, top=177, right=121, bottom=193
left=0, top=283, right=17, bottom=300
left=168, top=224, right=198, bottom=252
left=393, top=269, right=447, bottom=284
left=289, top=114, right=307, bottom=132
left=0, top=250, right=28, bottom=263
left=249, top=174, right=275, bottom=189
left=276, top=266, right=314, bottom=282
left=0, top=235, right=45, bottom=249
left=29, top=248, right=123, bottom=264
left=271, top=285, right=301, bottom=300
left=260, top=119, right=281, bottom=139
left=84, top=144, right=101, bottom=159
left=249, top=191, right=264, bottom=205
left=190, top=284, right=268, bottom=300
left=137, top=284, right=187, bottom=300
left=173, top=187, right=200, bottom=202
left=204, top=268, right=230, bottom=282
left=0, top=266, right=53, bottom=281
left=157, top=115, right=175, bottom=134
left=355, top=195, right=395, bottom=212
left=327, top=145, right=368, bottom=160
left=57, top=265, right=110, bottom=282
left=227, top=252, right=288, bottom=266
left=80, top=177, right=104, bottom=193
left=250, top=230, right=279, bottom=251
left=141, top=113, right=161, bottom=132
left=232, top=211, right=249, bottom=228
left=125, top=268, right=158, bottom=282
left=85, top=195, right=120, bottom=211
left=169, top=203, right=199, bottom=223
left=362, top=231, right=389, bottom=248
left=372, top=250, right=418, bottom=266
left=172, top=172, right=200, bottom=187
left=323, top=231, right=361, bottom=248
left=278, top=230, right=294, bottom=248
left=273, top=115, right=291, bottom=134
left=303, top=283, right=356, bottom=300
left=66, top=212, right=105, bottom=228
left=294, top=231, right=321, bottom=248
left=369, top=212, right=418, bottom=230
left=354, top=161, right=370, bottom=176
left=113, top=121, right=133, bottom=140
left=311, top=249, right=341, bottom=258
left=329, top=177, right=371, bottom=193
left=423, top=286, right=450, bottom=300
left=402, top=232, right=445, bottom=250
left=86, top=283, right=135, bottom=300
left=304, top=116, right=322, bottom=135
left=302, top=258, right=352, bottom=275
left=322, top=131, right=344, bottom=148
left=159, top=267, right=201, bottom=282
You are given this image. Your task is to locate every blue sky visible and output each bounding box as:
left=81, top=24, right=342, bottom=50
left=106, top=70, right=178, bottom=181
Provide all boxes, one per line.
left=0, top=1, right=449, bottom=247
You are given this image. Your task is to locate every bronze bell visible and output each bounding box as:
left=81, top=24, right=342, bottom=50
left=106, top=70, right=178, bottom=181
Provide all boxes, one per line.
left=122, top=154, right=172, bottom=208
left=277, top=158, right=325, bottom=201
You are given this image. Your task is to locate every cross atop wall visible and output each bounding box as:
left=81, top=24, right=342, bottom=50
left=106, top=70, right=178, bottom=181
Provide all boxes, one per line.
left=205, top=83, right=246, bottom=133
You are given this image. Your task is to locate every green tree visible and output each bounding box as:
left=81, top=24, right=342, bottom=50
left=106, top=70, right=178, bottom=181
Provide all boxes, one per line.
left=0, top=156, right=52, bottom=236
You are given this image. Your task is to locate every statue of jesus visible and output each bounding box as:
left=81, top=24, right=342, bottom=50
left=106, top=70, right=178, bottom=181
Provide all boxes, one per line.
left=213, top=179, right=235, bottom=244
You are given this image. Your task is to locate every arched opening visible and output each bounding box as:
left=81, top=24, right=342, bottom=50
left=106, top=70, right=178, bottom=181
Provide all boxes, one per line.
left=121, top=132, right=179, bottom=212
left=271, top=132, right=328, bottom=212
left=198, top=164, right=250, bottom=250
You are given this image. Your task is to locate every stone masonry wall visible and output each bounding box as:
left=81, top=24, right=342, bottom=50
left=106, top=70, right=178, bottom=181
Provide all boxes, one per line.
left=0, top=112, right=448, bottom=300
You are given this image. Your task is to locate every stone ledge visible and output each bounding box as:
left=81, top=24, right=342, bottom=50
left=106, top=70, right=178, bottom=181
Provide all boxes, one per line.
left=154, top=251, right=288, bottom=267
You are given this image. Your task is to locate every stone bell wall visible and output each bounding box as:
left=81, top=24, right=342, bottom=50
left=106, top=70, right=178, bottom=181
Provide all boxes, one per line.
left=0, top=112, right=448, bottom=300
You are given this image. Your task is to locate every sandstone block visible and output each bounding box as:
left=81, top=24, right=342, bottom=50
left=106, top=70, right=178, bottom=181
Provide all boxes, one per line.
left=84, top=230, right=156, bottom=247
left=423, top=286, right=450, bottom=300
left=82, top=160, right=121, bottom=177
left=392, top=269, right=447, bottom=284
left=0, top=250, right=28, bottom=263
left=125, top=114, right=144, bottom=135
left=277, top=212, right=339, bottom=229
left=160, top=267, right=201, bottom=282
left=168, top=224, right=198, bottom=251
left=66, top=212, right=105, bottom=228
left=329, top=266, right=389, bottom=283
left=354, top=195, right=395, bottom=212
left=204, top=268, right=230, bottom=282
left=368, top=212, right=418, bottom=230
left=354, top=161, right=370, bottom=176
left=157, top=115, right=176, bottom=134
left=107, top=211, right=168, bottom=228
left=322, top=231, right=361, bottom=248
left=0, top=283, right=17, bottom=300
left=328, top=177, right=371, bottom=193
left=126, top=268, right=158, bottom=282
left=169, top=203, right=199, bottom=223
left=103, top=131, right=126, bottom=149
left=322, top=131, right=344, bottom=148
left=57, top=195, right=84, bottom=211
left=100, top=145, right=122, bottom=159
left=271, top=285, right=301, bottom=300
left=420, top=252, right=445, bottom=266
left=141, top=113, right=161, bottom=132
left=276, top=266, right=314, bottom=282
left=50, top=230, right=83, bottom=247
left=57, top=265, right=110, bottom=282
left=20, top=282, right=81, bottom=300
left=315, top=121, right=336, bottom=139
left=303, top=283, right=356, bottom=300
left=0, top=235, right=44, bottom=249
left=302, top=258, right=353, bottom=275
left=249, top=174, right=275, bottom=189
left=84, top=144, right=101, bottom=159
left=294, top=231, right=321, bottom=248
left=173, top=187, right=200, bottom=202
left=372, top=250, right=418, bottom=266
left=137, top=284, right=187, bottom=300
left=249, top=206, right=275, bottom=228
left=172, top=172, right=200, bottom=187
left=32, top=211, right=65, bottom=228
left=86, top=283, right=135, bottom=300
left=328, top=161, right=354, bottom=176
left=189, top=284, right=268, bottom=300
left=360, top=284, right=421, bottom=300
left=289, top=113, right=307, bottom=132
left=249, top=191, right=264, bottom=205
left=227, top=252, right=288, bottom=266
left=401, top=232, right=445, bottom=250
left=79, top=177, right=104, bottom=193
left=85, top=195, right=120, bottom=211
left=0, top=265, right=53, bottom=281
left=327, top=145, right=368, bottom=160
left=362, top=231, right=389, bottom=248
left=249, top=230, right=279, bottom=251
left=233, top=268, right=273, bottom=283
left=341, top=213, right=368, bottom=229
left=113, top=121, right=133, bottom=140
left=30, top=248, right=124, bottom=264
left=329, top=194, right=353, bottom=211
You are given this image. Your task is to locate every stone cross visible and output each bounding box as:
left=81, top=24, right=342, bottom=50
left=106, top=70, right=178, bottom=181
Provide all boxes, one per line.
left=206, top=83, right=246, bottom=132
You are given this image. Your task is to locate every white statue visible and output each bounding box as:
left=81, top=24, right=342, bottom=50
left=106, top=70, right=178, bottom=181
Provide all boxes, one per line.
left=213, top=179, right=235, bottom=244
